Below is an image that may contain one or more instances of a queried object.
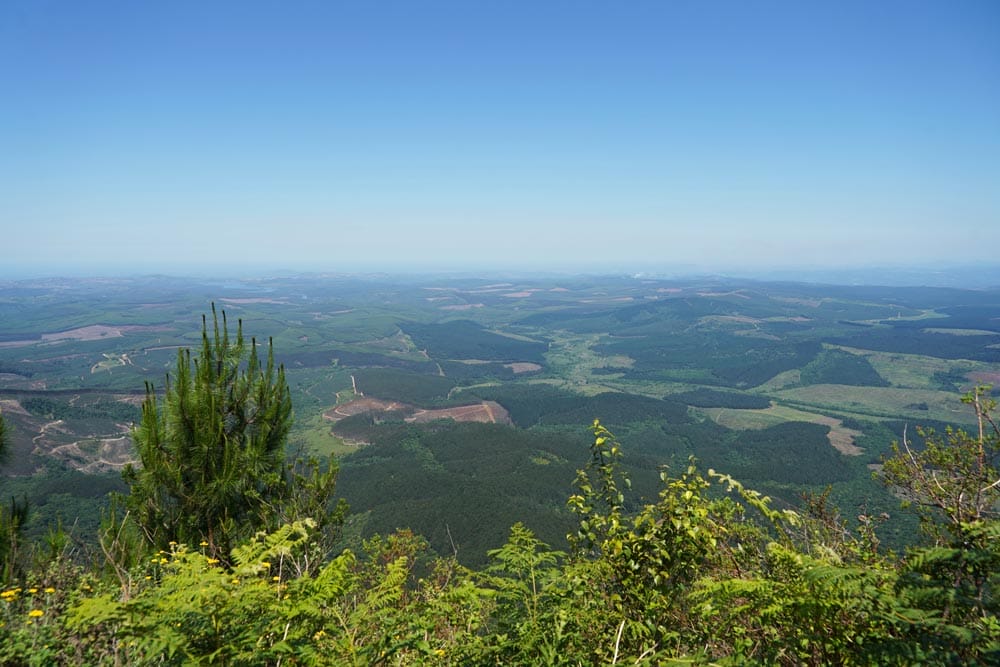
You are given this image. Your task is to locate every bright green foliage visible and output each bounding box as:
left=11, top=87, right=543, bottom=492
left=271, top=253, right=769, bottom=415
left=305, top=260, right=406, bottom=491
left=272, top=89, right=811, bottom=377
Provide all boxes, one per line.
left=58, top=522, right=490, bottom=666
left=882, top=385, right=1000, bottom=537
left=0, top=496, right=30, bottom=585
left=3, top=396, right=1000, bottom=664
left=690, top=539, right=904, bottom=664
left=880, top=385, right=1000, bottom=662
left=0, top=583, right=67, bottom=665
left=564, top=422, right=735, bottom=659
left=483, top=523, right=565, bottom=662
left=0, top=412, right=30, bottom=585
left=123, top=306, right=295, bottom=561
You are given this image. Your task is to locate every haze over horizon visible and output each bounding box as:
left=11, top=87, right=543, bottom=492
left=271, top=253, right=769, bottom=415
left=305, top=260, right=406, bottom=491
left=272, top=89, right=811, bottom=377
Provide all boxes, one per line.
left=2, top=1, right=998, bottom=276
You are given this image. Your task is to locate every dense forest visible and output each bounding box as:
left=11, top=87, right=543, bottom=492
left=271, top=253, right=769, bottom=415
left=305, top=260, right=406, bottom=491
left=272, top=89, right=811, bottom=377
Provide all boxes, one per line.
left=1, top=312, right=998, bottom=665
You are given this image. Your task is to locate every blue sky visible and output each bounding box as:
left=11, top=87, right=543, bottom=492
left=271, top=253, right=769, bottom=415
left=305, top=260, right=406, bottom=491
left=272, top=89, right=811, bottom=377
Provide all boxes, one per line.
left=2, top=1, right=998, bottom=276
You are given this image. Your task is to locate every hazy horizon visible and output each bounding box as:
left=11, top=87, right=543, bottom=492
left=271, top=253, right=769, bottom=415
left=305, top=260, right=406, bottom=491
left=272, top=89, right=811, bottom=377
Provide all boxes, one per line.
left=5, top=260, right=1000, bottom=291
left=3, top=2, right=998, bottom=274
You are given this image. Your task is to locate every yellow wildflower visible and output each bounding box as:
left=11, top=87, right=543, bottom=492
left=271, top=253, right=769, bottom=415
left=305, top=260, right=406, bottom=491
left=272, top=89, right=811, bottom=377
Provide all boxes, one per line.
left=260, top=561, right=271, bottom=568
left=44, top=588, right=55, bottom=594
left=28, top=588, right=38, bottom=594
left=28, top=609, right=44, bottom=618
left=206, top=558, right=220, bottom=565
left=272, top=576, right=281, bottom=582
left=199, top=541, right=209, bottom=547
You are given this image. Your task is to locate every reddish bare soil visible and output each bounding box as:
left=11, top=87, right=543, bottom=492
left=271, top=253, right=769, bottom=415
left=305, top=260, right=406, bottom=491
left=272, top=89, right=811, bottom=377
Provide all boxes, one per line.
left=324, top=398, right=512, bottom=426
left=0, top=398, right=31, bottom=416
left=323, top=397, right=411, bottom=420
left=440, top=304, right=485, bottom=310
left=44, top=430, right=137, bottom=474
left=968, top=371, right=1000, bottom=385
left=408, top=401, right=512, bottom=425
left=219, top=298, right=289, bottom=305
left=38, top=324, right=172, bottom=343
left=505, top=362, right=542, bottom=374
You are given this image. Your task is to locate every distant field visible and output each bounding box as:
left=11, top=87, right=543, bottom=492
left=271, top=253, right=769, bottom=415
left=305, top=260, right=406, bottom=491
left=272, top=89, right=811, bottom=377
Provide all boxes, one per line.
left=290, top=412, right=359, bottom=458
left=323, top=396, right=513, bottom=427
left=922, top=328, right=998, bottom=336
left=769, top=384, right=975, bottom=424
left=698, top=404, right=863, bottom=455
left=830, top=345, right=986, bottom=390
left=756, top=369, right=801, bottom=390
left=542, top=333, right=605, bottom=385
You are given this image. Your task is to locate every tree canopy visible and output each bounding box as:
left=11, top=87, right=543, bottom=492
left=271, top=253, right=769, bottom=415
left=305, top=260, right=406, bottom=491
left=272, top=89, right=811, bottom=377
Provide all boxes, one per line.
left=123, top=306, right=294, bottom=561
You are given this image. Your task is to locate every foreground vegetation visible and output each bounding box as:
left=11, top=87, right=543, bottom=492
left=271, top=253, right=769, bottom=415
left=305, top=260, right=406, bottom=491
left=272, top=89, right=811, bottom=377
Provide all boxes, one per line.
left=1, top=412, right=998, bottom=664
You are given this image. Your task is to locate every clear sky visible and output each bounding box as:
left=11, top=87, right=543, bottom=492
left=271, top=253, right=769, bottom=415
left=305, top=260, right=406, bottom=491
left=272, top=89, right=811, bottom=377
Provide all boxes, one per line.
left=1, top=1, right=998, bottom=276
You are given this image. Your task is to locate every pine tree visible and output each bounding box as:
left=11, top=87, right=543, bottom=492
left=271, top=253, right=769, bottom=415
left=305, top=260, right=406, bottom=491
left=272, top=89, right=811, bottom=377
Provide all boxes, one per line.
left=123, top=305, right=294, bottom=562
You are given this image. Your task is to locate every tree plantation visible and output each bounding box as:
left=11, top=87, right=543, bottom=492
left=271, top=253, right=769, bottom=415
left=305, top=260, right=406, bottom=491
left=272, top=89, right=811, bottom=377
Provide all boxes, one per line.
left=1, top=311, right=999, bottom=665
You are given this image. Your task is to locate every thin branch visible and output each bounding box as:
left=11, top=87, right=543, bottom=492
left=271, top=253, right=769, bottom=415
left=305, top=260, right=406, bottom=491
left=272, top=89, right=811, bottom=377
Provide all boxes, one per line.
left=445, top=523, right=459, bottom=559
left=612, top=619, right=626, bottom=664
left=979, top=476, right=1000, bottom=495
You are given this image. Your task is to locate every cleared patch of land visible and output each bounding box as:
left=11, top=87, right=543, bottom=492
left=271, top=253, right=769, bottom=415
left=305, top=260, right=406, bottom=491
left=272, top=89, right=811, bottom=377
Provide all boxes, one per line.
left=969, top=371, right=1000, bottom=385
left=22, top=415, right=137, bottom=473
left=755, top=369, right=801, bottom=391
left=408, top=401, right=511, bottom=425
left=699, top=404, right=864, bottom=455
left=580, top=296, right=634, bottom=303
left=763, top=316, right=813, bottom=323
left=291, top=412, right=357, bottom=457
left=698, top=315, right=761, bottom=326
left=323, top=397, right=411, bottom=420
left=43, top=324, right=169, bottom=342
left=771, top=296, right=823, bottom=307
left=0, top=398, right=32, bottom=416
left=830, top=346, right=985, bottom=390
left=505, top=362, right=542, bottom=374
left=697, top=290, right=750, bottom=299
left=324, top=397, right=512, bottom=426
left=91, top=353, right=134, bottom=374
left=45, top=432, right=136, bottom=473
left=0, top=340, right=36, bottom=349
left=922, top=328, right=999, bottom=336
left=218, top=297, right=289, bottom=305
left=770, top=384, right=975, bottom=424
